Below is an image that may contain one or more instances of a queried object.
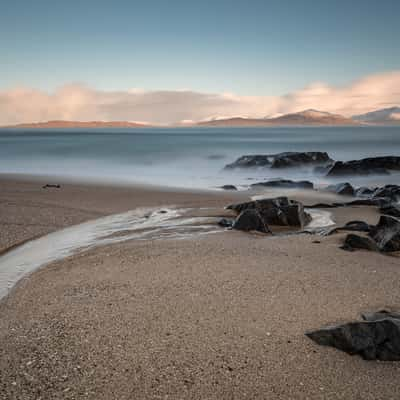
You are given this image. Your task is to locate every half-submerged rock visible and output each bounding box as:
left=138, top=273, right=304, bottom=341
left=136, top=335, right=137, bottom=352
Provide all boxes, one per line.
left=227, top=197, right=311, bottom=228
left=225, top=152, right=332, bottom=169
left=250, top=179, right=314, bottom=190
left=306, top=314, right=400, bottom=361
left=327, top=156, right=400, bottom=176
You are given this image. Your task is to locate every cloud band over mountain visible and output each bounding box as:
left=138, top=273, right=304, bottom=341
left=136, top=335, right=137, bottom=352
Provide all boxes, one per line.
left=1, top=71, right=399, bottom=125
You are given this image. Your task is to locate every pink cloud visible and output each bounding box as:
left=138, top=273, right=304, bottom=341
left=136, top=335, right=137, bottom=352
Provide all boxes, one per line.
left=0, top=71, right=399, bottom=125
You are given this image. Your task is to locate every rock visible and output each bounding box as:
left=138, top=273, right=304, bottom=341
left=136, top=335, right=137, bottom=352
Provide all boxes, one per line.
left=218, top=218, right=234, bottom=228
left=326, top=156, right=400, bottom=176
left=42, top=184, right=61, bottom=189
left=355, top=186, right=375, bottom=198
left=341, top=220, right=371, bottom=232
left=328, top=220, right=371, bottom=236
left=380, top=203, right=400, bottom=218
left=347, top=198, right=390, bottom=207
left=372, top=185, right=400, bottom=202
left=250, top=179, right=314, bottom=190
left=227, top=197, right=311, bottom=228
left=306, top=318, right=400, bottom=360
left=314, top=164, right=333, bottom=175
left=325, top=182, right=354, bottom=196
left=225, top=152, right=332, bottom=169
left=369, top=215, right=400, bottom=252
left=341, top=234, right=379, bottom=252
left=232, top=209, right=271, bottom=233
left=361, top=310, right=400, bottom=322
left=270, top=152, right=333, bottom=169
left=220, top=185, right=238, bottom=191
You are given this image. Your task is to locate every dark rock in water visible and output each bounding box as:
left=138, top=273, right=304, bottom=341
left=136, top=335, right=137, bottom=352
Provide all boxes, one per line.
left=372, top=185, right=400, bottom=202
left=227, top=197, right=311, bottom=228
left=232, top=209, right=271, bottom=233
left=380, top=203, right=400, bottom=218
left=362, top=310, right=400, bottom=322
left=42, top=184, right=61, bottom=189
left=355, top=186, right=375, bottom=198
left=306, top=318, right=400, bottom=360
left=326, top=156, right=400, bottom=176
left=218, top=218, right=234, bottom=228
left=325, top=182, right=354, bottom=196
left=250, top=179, right=314, bottom=190
left=220, top=185, right=238, bottom=191
left=341, top=234, right=379, bottom=252
left=225, top=152, right=332, bottom=169
left=369, top=215, right=400, bottom=252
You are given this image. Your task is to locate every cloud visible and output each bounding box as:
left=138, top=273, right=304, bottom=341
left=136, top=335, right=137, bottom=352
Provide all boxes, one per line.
left=0, top=71, right=399, bottom=125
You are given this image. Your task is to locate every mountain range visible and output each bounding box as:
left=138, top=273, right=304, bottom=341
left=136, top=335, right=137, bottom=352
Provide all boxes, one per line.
left=3, top=107, right=400, bottom=128
left=352, top=107, right=400, bottom=124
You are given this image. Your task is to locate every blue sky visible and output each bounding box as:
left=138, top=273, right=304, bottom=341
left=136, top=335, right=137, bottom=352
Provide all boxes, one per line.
left=1, top=0, right=399, bottom=96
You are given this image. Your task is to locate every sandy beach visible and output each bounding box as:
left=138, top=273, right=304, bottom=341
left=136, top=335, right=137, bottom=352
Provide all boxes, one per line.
left=1, top=175, right=400, bottom=399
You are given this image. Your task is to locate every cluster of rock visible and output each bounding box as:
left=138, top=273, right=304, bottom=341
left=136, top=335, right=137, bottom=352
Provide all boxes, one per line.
left=306, top=310, right=400, bottom=361
left=225, top=152, right=332, bottom=170
left=225, top=152, right=400, bottom=177
left=219, top=197, right=311, bottom=233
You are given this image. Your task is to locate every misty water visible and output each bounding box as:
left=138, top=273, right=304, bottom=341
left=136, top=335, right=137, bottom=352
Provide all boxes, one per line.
left=1, top=126, right=400, bottom=188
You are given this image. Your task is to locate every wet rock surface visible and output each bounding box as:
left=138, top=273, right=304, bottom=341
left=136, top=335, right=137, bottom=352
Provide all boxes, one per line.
left=232, top=209, right=271, bottom=233
left=306, top=312, right=400, bottom=361
left=227, top=197, right=312, bottom=228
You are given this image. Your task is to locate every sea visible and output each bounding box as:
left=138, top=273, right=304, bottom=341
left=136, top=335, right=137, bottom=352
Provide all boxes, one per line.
left=1, top=126, right=399, bottom=189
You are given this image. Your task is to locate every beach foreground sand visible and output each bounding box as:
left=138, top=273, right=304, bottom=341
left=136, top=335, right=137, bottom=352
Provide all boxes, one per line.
left=1, top=175, right=400, bottom=399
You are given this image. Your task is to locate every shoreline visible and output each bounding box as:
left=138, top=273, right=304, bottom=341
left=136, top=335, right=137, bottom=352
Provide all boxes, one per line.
left=1, top=174, right=399, bottom=399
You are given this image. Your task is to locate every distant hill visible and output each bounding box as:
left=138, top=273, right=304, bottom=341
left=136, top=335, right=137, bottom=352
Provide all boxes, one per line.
left=352, top=107, right=400, bottom=124
left=197, top=117, right=272, bottom=127
left=5, top=120, right=149, bottom=128
left=198, top=109, right=356, bottom=127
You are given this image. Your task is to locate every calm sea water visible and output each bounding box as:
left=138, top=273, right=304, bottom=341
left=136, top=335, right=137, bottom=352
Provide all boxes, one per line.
left=0, top=126, right=399, bottom=189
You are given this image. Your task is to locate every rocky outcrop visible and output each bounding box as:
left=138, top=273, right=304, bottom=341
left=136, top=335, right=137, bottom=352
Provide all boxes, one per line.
left=325, top=182, right=354, bottom=196
left=225, top=152, right=332, bottom=169
left=250, top=179, right=314, bottom=190
left=372, top=185, right=400, bottom=202
left=227, top=197, right=311, bottom=228
left=380, top=203, right=400, bottom=218
left=232, top=209, right=271, bottom=233
left=306, top=314, right=400, bottom=361
left=369, top=215, right=400, bottom=252
left=327, top=156, right=400, bottom=176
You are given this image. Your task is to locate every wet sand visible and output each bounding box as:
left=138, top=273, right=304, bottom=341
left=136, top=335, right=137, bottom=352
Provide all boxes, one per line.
left=1, top=175, right=400, bottom=399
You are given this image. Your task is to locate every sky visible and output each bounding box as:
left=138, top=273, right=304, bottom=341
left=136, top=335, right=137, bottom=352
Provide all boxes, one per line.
left=1, top=0, right=400, bottom=124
